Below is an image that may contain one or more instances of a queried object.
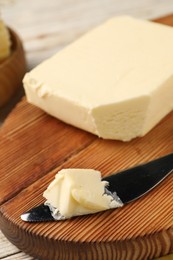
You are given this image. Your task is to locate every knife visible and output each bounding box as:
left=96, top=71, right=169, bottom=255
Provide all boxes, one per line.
left=21, top=153, right=173, bottom=222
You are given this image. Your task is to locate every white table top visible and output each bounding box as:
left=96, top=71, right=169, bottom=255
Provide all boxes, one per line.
left=1, top=0, right=173, bottom=259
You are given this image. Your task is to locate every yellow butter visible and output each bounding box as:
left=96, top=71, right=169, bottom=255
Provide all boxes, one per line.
left=0, top=19, right=11, bottom=61
left=43, top=169, right=122, bottom=219
left=23, top=16, right=173, bottom=141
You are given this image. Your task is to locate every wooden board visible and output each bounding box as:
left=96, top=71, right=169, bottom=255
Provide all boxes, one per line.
left=0, top=15, right=173, bottom=260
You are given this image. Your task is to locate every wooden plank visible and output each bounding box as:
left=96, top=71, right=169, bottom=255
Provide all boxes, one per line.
left=0, top=231, right=33, bottom=259
left=0, top=230, right=20, bottom=258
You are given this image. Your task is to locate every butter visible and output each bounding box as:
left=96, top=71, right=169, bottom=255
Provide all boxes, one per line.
left=23, top=16, right=173, bottom=141
left=43, top=169, right=123, bottom=219
left=0, top=19, right=11, bottom=61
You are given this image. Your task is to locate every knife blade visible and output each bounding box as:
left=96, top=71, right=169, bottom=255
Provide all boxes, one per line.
left=21, top=153, right=173, bottom=222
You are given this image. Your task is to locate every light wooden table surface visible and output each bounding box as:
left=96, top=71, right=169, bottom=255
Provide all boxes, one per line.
left=0, top=0, right=173, bottom=259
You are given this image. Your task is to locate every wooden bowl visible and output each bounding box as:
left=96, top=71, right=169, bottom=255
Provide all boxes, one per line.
left=0, top=28, right=26, bottom=107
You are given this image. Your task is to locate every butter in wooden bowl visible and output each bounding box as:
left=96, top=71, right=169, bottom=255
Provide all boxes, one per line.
left=0, top=19, right=11, bottom=61
left=23, top=16, right=173, bottom=141
left=0, top=18, right=26, bottom=107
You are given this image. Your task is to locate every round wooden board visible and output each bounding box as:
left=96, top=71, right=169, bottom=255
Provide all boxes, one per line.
left=0, top=98, right=173, bottom=260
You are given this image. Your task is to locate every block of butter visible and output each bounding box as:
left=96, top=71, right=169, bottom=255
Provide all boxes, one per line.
left=23, top=16, right=173, bottom=141
left=43, top=169, right=123, bottom=219
left=0, top=19, right=11, bottom=61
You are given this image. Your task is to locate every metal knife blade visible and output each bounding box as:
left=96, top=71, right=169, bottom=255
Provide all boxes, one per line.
left=21, top=153, right=173, bottom=222
left=103, top=153, right=173, bottom=204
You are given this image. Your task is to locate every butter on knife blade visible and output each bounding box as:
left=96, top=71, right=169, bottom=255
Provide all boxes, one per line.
left=21, top=153, right=173, bottom=222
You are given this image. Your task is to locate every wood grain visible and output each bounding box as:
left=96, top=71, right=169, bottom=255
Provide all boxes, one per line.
left=0, top=15, right=173, bottom=260
left=0, top=98, right=95, bottom=205
left=0, top=102, right=173, bottom=259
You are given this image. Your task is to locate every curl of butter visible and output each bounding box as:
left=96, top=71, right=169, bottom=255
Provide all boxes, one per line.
left=43, top=168, right=123, bottom=219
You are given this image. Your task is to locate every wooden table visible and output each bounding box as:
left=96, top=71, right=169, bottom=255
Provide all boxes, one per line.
left=1, top=0, right=173, bottom=259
